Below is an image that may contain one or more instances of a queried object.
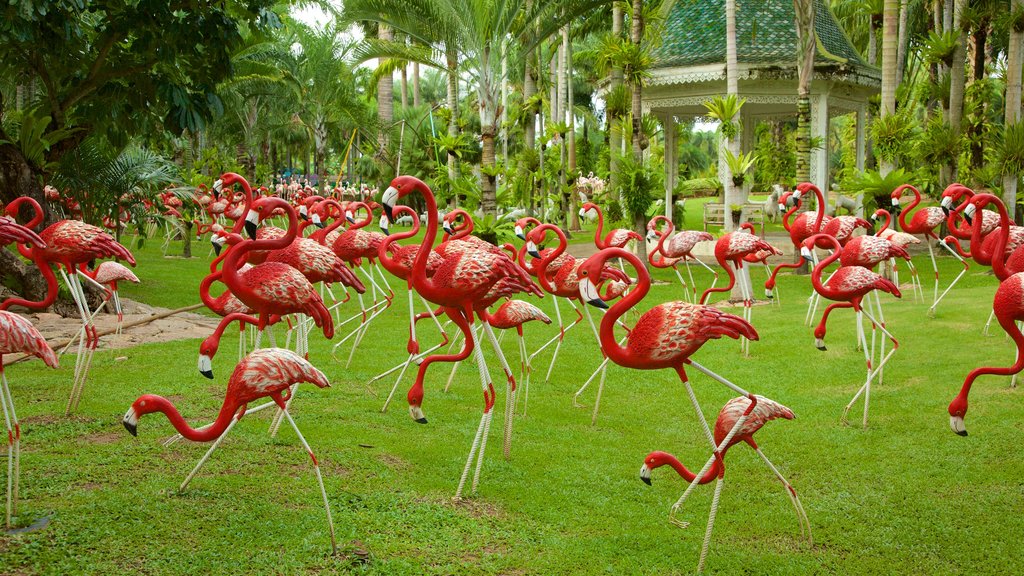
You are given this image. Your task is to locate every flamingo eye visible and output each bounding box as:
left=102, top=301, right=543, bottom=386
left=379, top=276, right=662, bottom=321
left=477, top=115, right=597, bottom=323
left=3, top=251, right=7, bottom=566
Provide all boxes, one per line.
left=139, top=401, right=146, bottom=407
left=580, top=270, right=588, bottom=277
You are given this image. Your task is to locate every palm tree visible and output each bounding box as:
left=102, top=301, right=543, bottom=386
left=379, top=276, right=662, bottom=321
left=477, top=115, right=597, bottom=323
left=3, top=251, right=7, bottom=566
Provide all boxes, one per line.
left=947, top=0, right=966, bottom=180
left=378, top=24, right=395, bottom=159
left=1003, top=0, right=1023, bottom=218
left=794, top=0, right=815, bottom=183
left=879, top=0, right=898, bottom=175
left=344, top=0, right=605, bottom=215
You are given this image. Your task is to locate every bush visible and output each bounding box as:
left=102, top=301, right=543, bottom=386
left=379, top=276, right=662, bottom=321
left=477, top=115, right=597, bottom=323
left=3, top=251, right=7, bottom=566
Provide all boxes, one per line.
left=675, top=177, right=722, bottom=198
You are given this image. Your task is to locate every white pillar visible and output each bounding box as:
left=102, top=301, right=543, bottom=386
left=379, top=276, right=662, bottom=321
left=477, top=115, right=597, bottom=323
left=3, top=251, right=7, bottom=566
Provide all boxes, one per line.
left=664, top=115, right=675, bottom=221
left=810, top=92, right=830, bottom=208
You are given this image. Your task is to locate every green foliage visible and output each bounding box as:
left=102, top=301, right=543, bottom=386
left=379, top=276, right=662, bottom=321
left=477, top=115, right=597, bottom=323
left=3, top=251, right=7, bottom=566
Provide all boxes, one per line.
left=918, top=116, right=960, bottom=167
left=470, top=213, right=514, bottom=245
left=921, top=31, right=958, bottom=66
left=675, top=177, right=722, bottom=197
left=703, top=95, right=745, bottom=140
left=871, top=109, right=919, bottom=165
left=614, top=154, right=662, bottom=221
left=850, top=168, right=914, bottom=212
left=997, top=122, right=1024, bottom=177
left=722, top=149, right=757, bottom=186
left=0, top=107, right=80, bottom=172
left=754, top=122, right=796, bottom=189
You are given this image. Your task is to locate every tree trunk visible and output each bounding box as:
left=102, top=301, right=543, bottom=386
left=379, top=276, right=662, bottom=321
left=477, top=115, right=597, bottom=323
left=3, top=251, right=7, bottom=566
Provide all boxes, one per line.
left=880, top=0, right=899, bottom=175
left=794, top=0, right=815, bottom=183
left=630, top=0, right=649, bottom=268
left=413, top=62, right=421, bottom=107
left=896, top=0, right=909, bottom=84
left=723, top=0, right=741, bottom=236
left=446, top=48, right=460, bottom=208
left=968, top=21, right=989, bottom=169
left=377, top=24, right=395, bottom=156
left=481, top=123, right=497, bottom=215
left=948, top=0, right=967, bottom=180
left=609, top=5, right=624, bottom=200
left=868, top=21, right=877, bottom=66
left=1004, top=0, right=1023, bottom=221
left=181, top=220, right=193, bottom=258
left=0, top=141, right=51, bottom=227
left=400, top=65, right=409, bottom=110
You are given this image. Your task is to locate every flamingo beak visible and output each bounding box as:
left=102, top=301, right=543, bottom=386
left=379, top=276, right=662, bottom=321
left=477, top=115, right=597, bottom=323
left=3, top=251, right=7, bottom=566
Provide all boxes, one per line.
left=526, top=241, right=540, bottom=259
left=122, top=407, right=138, bottom=437
left=299, top=205, right=308, bottom=220
left=515, top=225, right=525, bottom=240
left=645, top=230, right=657, bottom=243
left=442, top=221, right=452, bottom=234
left=382, top=186, right=398, bottom=221
left=345, top=211, right=355, bottom=224
left=800, top=246, right=814, bottom=261
left=213, top=179, right=223, bottom=193
left=410, top=405, right=428, bottom=424
left=578, top=207, right=586, bottom=218
left=312, top=213, right=324, bottom=228
left=211, top=240, right=222, bottom=257
left=579, top=278, right=608, bottom=309
left=640, top=464, right=652, bottom=486
left=379, top=214, right=389, bottom=235
left=891, top=197, right=900, bottom=207
left=244, top=209, right=259, bottom=239
left=950, top=415, right=968, bottom=436
left=198, top=354, right=214, bottom=379
left=940, top=196, right=952, bottom=215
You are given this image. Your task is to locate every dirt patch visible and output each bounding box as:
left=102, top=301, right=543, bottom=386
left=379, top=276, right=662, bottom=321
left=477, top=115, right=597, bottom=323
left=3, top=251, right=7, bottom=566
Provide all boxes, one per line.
left=19, top=414, right=62, bottom=426
left=83, top=431, right=124, bottom=444
left=8, top=298, right=218, bottom=354
left=376, top=453, right=410, bottom=470
left=76, top=482, right=103, bottom=491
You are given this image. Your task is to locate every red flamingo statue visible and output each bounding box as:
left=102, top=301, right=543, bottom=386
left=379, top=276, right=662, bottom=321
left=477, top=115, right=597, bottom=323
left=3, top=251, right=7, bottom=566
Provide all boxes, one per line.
left=891, top=184, right=969, bottom=312
left=479, top=299, right=551, bottom=420
left=646, top=215, right=717, bottom=302
left=198, top=197, right=333, bottom=379
left=580, top=202, right=643, bottom=248
left=577, top=247, right=765, bottom=497
left=123, top=348, right=336, bottom=552
left=764, top=182, right=832, bottom=301
left=804, top=233, right=901, bottom=427
left=78, top=261, right=140, bottom=333
left=870, top=208, right=922, bottom=290
left=641, top=395, right=810, bottom=574
left=380, top=175, right=539, bottom=500
left=4, top=197, right=134, bottom=415
left=700, top=226, right=780, bottom=356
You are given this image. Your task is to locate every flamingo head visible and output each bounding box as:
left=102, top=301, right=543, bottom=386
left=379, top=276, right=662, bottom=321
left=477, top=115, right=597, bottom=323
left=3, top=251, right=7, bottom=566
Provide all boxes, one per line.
left=211, top=232, right=227, bottom=256
left=579, top=202, right=598, bottom=220
left=298, top=204, right=309, bottom=220
left=197, top=335, right=221, bottom=379
left=122, top=394, right=165, bottom=436
left=639, top=451, right=676, bottom=485
left=779, top=191, right=793, bottom=211
left=514, top=217, right=540, bottom=240
left=442, top=215, right=454, bottom=235
left=219, top=172, right=244, bottom=191
left=576, top=255, right=609, bottom=310
left=948, top=394, right=968, bottom=436
left=249, top=196, right=290, bottom=238
left=524, top=227, right=545, bottom=259
left=382, top=175, right=428, bottom=222
left=963, top=201, right=977, bottom=226
left=407, top=386, right=427, bottom=424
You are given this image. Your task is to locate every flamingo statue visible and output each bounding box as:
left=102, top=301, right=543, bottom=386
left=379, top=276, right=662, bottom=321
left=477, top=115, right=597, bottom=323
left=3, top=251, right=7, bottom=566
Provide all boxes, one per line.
left=804, top=233, right=901, bottom=427
left=646, top=215, right=717, bottom=302
left=700, top=225, right=780, bottom=356
left=948, top=194, right=1024, bottom=435
left=78, top=261, right=140, bottom=334
left=891, top=184, right=970, bottom=312
left=198, top=197, right=333, bottom=379
left=869, top=208, right=922, bottom=292
left=641, top=395, right=810, bottom=574
left=3, top=196, right=134, bottom=415
left=123, top=348, right=336, bottom=553
left=764, top=182, right=832, bottom=302
left=580, top=202, right=643, bottom=249
left=479, top=299, right=551, bottom=419
left=576, top=247, right=765, bottom=495
left=380, top=175, right=540, bottom=500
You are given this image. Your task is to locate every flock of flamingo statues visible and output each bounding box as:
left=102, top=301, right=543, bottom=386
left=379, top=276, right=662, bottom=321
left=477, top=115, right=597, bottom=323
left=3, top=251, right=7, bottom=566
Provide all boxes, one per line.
left=0, top=174, right=1020, bottom=572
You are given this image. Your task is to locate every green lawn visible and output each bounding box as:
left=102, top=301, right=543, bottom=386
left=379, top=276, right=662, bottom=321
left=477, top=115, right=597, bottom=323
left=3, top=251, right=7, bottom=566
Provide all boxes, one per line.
left=2, top=234, right=1022, bottom=574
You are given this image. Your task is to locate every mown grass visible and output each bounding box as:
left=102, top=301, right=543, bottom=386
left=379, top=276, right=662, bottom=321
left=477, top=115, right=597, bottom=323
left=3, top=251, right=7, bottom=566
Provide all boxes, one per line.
left=2, top=234, right=1022, bottom=575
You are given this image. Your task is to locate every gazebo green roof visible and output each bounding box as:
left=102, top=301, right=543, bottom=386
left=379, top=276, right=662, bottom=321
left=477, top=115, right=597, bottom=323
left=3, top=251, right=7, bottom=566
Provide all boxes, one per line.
left=654, top=0, right=871, bottom=70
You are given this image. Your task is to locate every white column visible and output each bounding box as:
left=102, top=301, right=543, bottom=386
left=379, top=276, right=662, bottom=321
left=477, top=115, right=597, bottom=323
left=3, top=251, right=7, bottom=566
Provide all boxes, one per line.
left=664, top=115, right=676, bottom=220
left=810, top=92, right=830, bottom=208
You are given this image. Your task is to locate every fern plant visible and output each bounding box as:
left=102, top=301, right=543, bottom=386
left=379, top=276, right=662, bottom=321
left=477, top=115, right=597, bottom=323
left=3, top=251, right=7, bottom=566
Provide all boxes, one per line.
left=722, top=149, right=758, bottom=186
left=703, top=95, right=745, bottom=140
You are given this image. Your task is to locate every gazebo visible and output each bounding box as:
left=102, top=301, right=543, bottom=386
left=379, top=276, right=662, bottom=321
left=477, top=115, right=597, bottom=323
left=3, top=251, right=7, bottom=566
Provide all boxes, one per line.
left=645, top=0, right=881, bottom=220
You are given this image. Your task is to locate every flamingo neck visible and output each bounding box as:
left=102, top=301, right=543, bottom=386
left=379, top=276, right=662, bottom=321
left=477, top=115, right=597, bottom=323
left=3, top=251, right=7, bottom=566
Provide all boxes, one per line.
left=809, top=187, right=826, bottom=233
left=592, top=206, right=606, bottom=248
left=223, top=205, right=297, bottom=295
left=877, top=210, right=892, bottom=233
left=897, top=186, right=921, bottom=231
left=783, top=199, right=800, bottom=232
left=535, top=226, right=568, bottom=294
left=229, top=180, right=254, bottom=235
left=699, top=243, right=737, bottom=304
left=0, top=250, right=58, bottom=311
left=811, top=237, right=842, bottom=296
left=350, top=203, right=373, bottom=230
left=957, top=316, right=1024, bottom=409
left=410, top=182, right=441, bottom=297
left=661, top=453, right=722, bottom=484
left=598, top=248, right=649, bottom=367
left=989, top=198, right=1011, bottom=280
left=9, top=197, right=44, bottom=229
left=146, top=395, right=240, bottom=442
left=198, top=270, right=227, bottom=312
left=379, top=209, right=421, bottom=279
left=654, top=219, right=674, bottom=258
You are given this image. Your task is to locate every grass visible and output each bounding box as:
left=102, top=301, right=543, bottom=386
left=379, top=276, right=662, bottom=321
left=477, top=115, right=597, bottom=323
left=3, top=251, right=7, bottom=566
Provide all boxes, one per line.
left=2, top=233, right=1023, bottom=575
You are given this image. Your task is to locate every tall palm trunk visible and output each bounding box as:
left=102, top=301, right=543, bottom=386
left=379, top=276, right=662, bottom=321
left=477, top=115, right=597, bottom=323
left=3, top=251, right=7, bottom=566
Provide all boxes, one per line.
left=400, top=65, right=409, bottom=109
left=794, top=0, right=814, bottom=184
left=968, top=18, right=989, bottom=169
left=630, top=0, right=649, bottom=268
left=479, top=46, right=498, bottom=217
left=880, top=0, right=899, bottom=175
left=377, top=24, right=394, bottom=164
left=896, top=0, right=909, bottom=82
left=609, top=5, right=624, bottom=200
left=566, top=25, right=580, bottom=231
left=948, top=0, right=967, bottom=180
left=446, top=47, right=459, bottom=208
left=413, top=62, right=421, bottom=107
left=1004, top=0, right=1023, bottom=220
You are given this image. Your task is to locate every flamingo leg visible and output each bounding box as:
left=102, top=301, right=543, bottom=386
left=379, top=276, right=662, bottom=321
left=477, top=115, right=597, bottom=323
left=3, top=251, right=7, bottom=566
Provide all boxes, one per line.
left=455, top=317, right=496, bottom=501
left=481, top=322, right=516, bottom=461
left=754, top=448, right=812, bottom=544
left=929, top=240, right=969, bottom=317
left=1012, top=322, right=1021, bottom=389
left=280, top=409, right=337, bottom=555
left=926, top=239, right=939, bottom=306
left=66, top=273, right=97, bottom=415
left=696, top=476, right=724, bottom=575
left=693, top=257, right=719, bottom=297
left=0, top=368, right=15, bottom=528
left=803, top=250, right=820, bottom=326
left=843, top=306, right=897, bottom=427
left=672, top=265, right=691, bottom=303
left=516, top=331, right=531, bottom=417
left=180, top=411, right=243, bottom=492
left=528, top=297, right=568, bottom=362
left=984, top=310, right=996, bottom=336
